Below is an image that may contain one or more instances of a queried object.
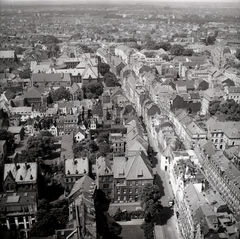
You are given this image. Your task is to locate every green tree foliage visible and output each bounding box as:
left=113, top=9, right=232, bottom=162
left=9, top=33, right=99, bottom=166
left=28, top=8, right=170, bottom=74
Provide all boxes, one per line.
left=0, top=129, right=15, bottom=150
left=98, top=62, right=110, bottom=76
left=170, top=44, right=184, bottom=56
left=209, top=99, right=240, bottom=121
left=103, top=72, right=119, bottom=87
left=19, top=68, right=31, bottom=79
left=83, top=82, right=103, bottom=99
left=51, top=86, right=72, bottom=102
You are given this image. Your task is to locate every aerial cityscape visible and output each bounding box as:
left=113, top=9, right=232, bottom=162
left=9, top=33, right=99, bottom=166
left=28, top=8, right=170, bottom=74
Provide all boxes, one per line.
left=0, top=0, right=240, bottom=239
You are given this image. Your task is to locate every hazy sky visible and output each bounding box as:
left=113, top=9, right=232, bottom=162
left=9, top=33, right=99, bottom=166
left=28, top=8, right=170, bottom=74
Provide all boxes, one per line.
left=1, top=0, right=240, bottom=3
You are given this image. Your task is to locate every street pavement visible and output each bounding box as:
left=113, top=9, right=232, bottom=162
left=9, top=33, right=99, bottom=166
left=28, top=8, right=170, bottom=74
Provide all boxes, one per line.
left=147, top=128, right=180, bottom=239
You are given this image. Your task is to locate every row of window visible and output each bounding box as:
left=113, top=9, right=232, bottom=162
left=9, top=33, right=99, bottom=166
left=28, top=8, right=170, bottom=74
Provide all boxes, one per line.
left=117, top=187, right=139, bottom=194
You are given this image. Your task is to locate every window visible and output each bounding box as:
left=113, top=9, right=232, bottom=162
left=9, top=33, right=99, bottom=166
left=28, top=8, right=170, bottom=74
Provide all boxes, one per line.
left=103, top=184, right=109, bottom=189
left=117, top=196, right=120, bottom=201
left=117, top=188, right=120, bottom=194
left=135, top=188, right=138, bottom=193
left=135, top=181, right=138, bottom=186
left=129, top=188, right=132, bottom=193
left=123, top=188, right=126, bottom=194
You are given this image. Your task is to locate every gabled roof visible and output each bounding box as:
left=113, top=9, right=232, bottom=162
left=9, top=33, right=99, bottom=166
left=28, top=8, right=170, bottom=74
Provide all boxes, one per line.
left=3, top=90, right=15, bottom=101
left=82, top=66, right=98, bottom=79
left=68, top=175, right=95, bottom=199
left=113, top=151, right=153, bottom=181
left=96, top=156, right=113, bottom=176
left=23, top=87, right=46, bottom=99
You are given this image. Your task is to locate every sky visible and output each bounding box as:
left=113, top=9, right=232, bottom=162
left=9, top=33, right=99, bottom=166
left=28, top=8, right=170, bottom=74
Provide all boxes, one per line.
left=1, top=0, right=240, bottom=3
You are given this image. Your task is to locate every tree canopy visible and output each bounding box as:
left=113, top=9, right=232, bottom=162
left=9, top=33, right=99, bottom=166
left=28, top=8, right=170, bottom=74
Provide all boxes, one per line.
left=170, top=44, right=184, bottom=56
left=103, top=72, right=119, bottom=87
left=140, top=183, right=163, bottom=239
left=29, top=198, right=68, bottom=237
left=83, top=82, right=103, bottom=99
left=98, top=62, right=110, bottom=76
left=19, top=68, right=31, bottom=79
left=19, top=135, right=56, bottom=162
left=50, top=86, right=72, bottom=102
left=209, top=99, right=240, bottom=121
left=0, top=129, right=15, bottom=150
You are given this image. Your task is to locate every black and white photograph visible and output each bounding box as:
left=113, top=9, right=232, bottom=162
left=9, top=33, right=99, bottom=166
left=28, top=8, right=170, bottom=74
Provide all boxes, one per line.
left=0, top=0, right=240, bottom=238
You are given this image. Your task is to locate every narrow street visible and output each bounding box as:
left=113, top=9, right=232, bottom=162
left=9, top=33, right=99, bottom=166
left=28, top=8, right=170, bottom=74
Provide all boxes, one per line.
left=147, top=127, right=180, bottom=239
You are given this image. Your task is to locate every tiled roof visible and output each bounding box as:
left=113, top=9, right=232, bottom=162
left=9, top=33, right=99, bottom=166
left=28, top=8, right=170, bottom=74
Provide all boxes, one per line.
left=113, top=151, right=153, bottom=181
left=23, top=87, right=46, bottom=99
left=65, top=157, right=89, bottom=176
left=4, top=162, right=37, bottom=183
left=32, top=73, right=71, bottom=82
left=68, top=175, right=94, bottom=199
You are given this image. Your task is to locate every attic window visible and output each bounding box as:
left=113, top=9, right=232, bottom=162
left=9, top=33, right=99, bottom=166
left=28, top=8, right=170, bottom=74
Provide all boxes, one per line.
left=20, top=175, right=23, bottom=180
left=137, top=170, right=143, bottom=177
left=67, top=170, right=70, bottom=175
left=30, top=175, right=33, bottom=180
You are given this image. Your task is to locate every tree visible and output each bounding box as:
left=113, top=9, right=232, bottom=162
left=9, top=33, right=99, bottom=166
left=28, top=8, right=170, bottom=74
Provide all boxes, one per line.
left=183, top=49, right=194, bottom=56
left=107, top=217, right=122, bottom=236
left=98, top=62, right=110, bottom=76
left=30, top=212, right=60, bottom=237
left=19, top=68, right=31, bottom=79
left=236, top=49, right=240, bottom=60
left=51, top=86, right=72, bottom=102
left=209, top=101, right=221, bottom=115
left=0, top=129, right=15, bottom=150
left=141, top=221, right=154, bottom=239
left=170, top=44, right=184, bottom=56
left=26, top=135, right=56, bottom=159
left=103, top=72, right=119, bottom=87
left=40, top=130, right=53, bottom=137
left=85, top=82, right=103, bottom=99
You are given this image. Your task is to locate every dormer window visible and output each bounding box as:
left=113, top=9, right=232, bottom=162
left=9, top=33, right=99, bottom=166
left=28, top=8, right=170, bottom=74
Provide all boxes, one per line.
left=20, top=175, right=23, bottom=180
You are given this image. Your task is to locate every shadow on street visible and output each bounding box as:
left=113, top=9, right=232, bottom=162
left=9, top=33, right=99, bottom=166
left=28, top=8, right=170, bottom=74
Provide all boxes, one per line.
left=155, top=207, right=174, bottom=226
left=154, top=174, right=165, bottom=197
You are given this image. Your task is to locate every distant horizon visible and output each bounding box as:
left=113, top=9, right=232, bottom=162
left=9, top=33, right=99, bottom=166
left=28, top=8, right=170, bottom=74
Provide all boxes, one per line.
left=1, top=0, right=240, bottom=4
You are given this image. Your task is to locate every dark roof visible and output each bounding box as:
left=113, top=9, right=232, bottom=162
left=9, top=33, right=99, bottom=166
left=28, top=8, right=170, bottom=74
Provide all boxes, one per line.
left=3, top=90, right=15, bottom=101
left=23, top=87, right=45, bottom=98
left=139, top=65, right=152, bottom=74
left=147, top=105, right=161, bottom=116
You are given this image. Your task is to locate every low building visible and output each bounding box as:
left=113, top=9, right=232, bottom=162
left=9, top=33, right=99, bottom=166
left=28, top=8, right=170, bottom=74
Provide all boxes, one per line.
left=95, top=156, right=113, bottom=201
left=64, top=157, right=89, bottom=194
left=3, top=162, right=38, bottom=193
left=7, top=126, right=24, bottom=144
left=0, top=191, right=37, bottom=236
left=112, top=151, right=153, bottom=203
